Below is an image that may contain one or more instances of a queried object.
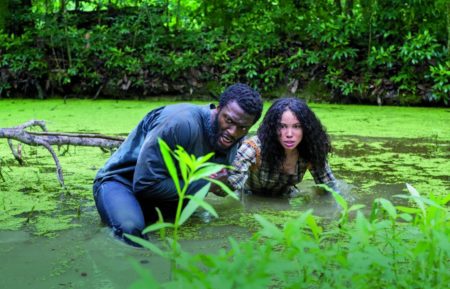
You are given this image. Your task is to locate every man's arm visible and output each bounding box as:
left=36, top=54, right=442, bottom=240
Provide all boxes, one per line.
left=133, top=120, right=208, bottom=201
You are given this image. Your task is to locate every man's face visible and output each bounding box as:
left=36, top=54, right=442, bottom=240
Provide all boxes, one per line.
left=214, top=101, right=255, bottom=150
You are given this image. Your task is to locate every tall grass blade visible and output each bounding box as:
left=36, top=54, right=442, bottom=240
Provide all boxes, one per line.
left=206, top=177, right=237, bottom=199
left=186, top=194, right=219, bottom=218
left=179, top=183, right=211, bottom=225
left=158, top=138, right=180, bottom=193
left=191, top=164, right=225, bottom=181
left=142, top=222, right=175, bottom=234
left=376, top=198, right=397, bottom=220
left=124, top=234, right=165, bottom=257
left=254, top=214, right=283, bottom=239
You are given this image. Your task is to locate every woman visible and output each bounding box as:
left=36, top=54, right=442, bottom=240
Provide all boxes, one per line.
left=228, top=97, right=338, bottom=197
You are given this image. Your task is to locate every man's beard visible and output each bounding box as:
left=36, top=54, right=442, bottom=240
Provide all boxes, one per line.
left=210, top=115, right=228, bottom=153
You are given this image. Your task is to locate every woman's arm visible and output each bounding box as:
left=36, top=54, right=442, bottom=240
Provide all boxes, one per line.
left=309, top=162, right=340, bottom=194
left=227, top=141, right=258, bottom=194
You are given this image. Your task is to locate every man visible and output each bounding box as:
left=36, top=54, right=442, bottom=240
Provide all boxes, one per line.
left=93, top=83, right=263, bottom=245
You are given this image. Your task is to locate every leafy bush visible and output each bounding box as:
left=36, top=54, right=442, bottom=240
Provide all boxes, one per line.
left=1, top=0, right=449, bottom=105
left=429, top=61, right=450, bottom=104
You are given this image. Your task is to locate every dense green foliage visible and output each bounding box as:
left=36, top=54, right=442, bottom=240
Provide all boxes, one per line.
left=0, top=0, right=449, bottom=104
left=130, top=180, right=449, bottom=288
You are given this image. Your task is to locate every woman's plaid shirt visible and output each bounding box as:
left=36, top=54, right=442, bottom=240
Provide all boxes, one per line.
left=228, top=136, right=336, bottom=196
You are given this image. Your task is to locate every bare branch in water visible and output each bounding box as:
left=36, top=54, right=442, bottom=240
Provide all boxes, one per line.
left=0, top=120, right=124, bottom=186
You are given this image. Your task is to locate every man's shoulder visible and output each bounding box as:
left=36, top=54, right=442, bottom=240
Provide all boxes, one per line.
left=159, top=103, right=207, bottom=120
left=164, top=103, right=209, bottom=112
left=156, top=103, right=210, bottom=136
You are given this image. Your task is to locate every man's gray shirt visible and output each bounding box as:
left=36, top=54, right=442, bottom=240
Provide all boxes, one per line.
left=94, top=103, right=239, bottom=201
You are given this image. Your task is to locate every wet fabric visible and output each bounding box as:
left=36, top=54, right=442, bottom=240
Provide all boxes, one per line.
left=93, top=103, right=240, bottom=243
left=228, top=135, right=337, bottom=196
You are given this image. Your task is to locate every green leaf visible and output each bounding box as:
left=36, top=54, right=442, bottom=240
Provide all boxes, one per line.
left=406, top=183, right=425, bottom=215
left=370, top=199, right=379, bottom=222
left=175, top=146, right=193, bottom=168
left=376, top=198, right=397, bottom=220
left=398, top=213, right=413, bottom=222
left=191, top=164, right=225, bottom=181
left=439, top=194, right=450, bottom=206
left=228, top=237, right=241, bottom=255
left=306, top=214, right=322, bottom=240
left=331, top=190, right=348, bottom=211
left=396, top=205, right=420, bottom=214
left=179, top=183, right=211, bottom=225
left=196, top=152, right=215, bottom=165
left=124, top=234, right=165, bottom=257
left=349, top=204, right=366, bottom=212
left=158, top=138, right=180, bottom=194
left=154, top=207, right=166, bottom=239
left=178, top=157, right=188, bottom=183
left=206, top=177, right=238, bottom=200
left=254, top=214, right=283, bottom=239
left=142, top=222, right=174, bottom=234
left=355, top=210, right=371, bottom=234
left=186, top=194, right=219, bottom=218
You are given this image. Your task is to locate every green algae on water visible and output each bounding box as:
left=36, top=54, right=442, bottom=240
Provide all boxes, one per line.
left=0, top=99, right=448, bottom=238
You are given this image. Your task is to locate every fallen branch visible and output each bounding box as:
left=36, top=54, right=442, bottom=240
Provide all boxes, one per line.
left=0, top=120, right=124, bottom=187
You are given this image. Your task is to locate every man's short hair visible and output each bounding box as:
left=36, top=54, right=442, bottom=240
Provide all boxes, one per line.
left=219, top=83, right=263, bottom=123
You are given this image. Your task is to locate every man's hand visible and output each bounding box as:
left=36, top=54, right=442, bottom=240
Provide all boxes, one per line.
left=209, top=168, right=229, bottom=197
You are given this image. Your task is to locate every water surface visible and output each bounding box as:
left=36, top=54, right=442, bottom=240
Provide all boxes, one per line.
left=1, top=100, right=448, bottom=288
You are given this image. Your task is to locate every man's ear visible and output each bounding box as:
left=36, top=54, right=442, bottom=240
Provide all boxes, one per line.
left=214, top=105, right=223, bottom=117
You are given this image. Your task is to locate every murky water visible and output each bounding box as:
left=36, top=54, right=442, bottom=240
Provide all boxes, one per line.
left=0, top=184, right=422, bottom=289
left=1, top=132, right=448, bottom=288
left=0, top=218, right=168, bottom=288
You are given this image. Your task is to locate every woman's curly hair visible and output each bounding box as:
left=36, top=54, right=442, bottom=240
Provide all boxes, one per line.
left=257, top=97, right=331, bottom=173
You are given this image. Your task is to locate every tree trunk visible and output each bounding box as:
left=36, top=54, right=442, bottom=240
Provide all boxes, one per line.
left=0, top=0, right=9, bottom=31
left=334, top=0, right=342, bottom=14
left=1, top=120, right=124, bottom=186
left=345, top=0, right=354, bottom=16
left=59, top=0, right=66, bottom=14
left=9, top=0, right=33, bottom=35
left=448, top=2, right=450, bottom=55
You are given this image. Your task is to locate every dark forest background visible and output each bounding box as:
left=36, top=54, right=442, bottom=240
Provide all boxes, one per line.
left=0, top=0, right=449, bottom=105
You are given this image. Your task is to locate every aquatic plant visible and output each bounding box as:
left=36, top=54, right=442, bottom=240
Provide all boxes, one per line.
left=128, top=180, right=449, bottom=288
left=125, top=139, right=236, bottom=265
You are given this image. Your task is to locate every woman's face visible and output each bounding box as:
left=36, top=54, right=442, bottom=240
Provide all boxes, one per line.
left=278, top=109, right=303, bottom=152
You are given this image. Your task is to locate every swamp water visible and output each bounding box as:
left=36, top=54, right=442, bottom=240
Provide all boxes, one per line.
left=0, top=100, right=448, bottom=288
